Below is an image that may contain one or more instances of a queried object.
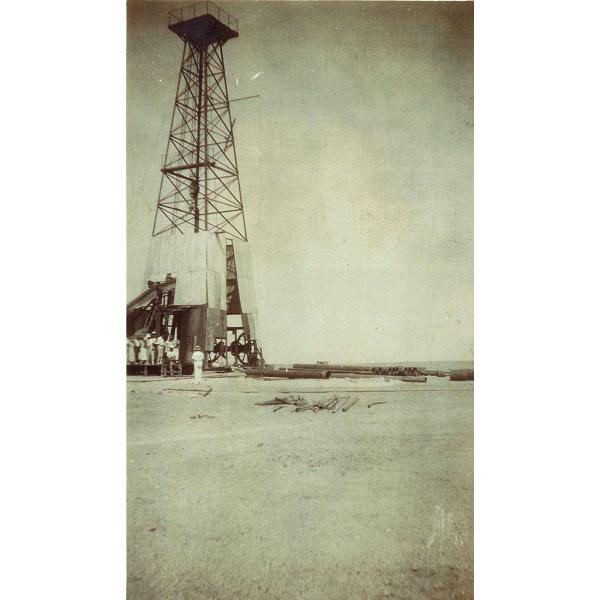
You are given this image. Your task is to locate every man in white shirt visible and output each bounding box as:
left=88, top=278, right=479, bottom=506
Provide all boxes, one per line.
left=156, top=334, right=165, bottom=364
left=191, top=345, right=204, bottom=382
left=164, top=336, right=173, bottom=359
left=147, top=332, right=157, bottom=365
left=133, top=337, right=142, bottom=363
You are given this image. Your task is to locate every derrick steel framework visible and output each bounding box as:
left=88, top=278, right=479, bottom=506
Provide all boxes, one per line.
left=153, top=19, right=247, bottom=241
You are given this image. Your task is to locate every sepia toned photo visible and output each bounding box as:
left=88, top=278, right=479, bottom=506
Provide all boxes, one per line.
left=127, top=1, right=473, bottom=598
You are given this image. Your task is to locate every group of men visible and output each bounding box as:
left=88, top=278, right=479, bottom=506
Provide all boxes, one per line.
left=127, top=332, right=179, bottom=365
left=127, top=334, right=224, bottom=383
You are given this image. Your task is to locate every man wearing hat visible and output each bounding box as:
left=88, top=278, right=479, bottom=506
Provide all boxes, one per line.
left=147, top=331, right=157, bottom=365
left=156, top=332, right=165, bottom=365
left=191, top=345, right=205, bottom=382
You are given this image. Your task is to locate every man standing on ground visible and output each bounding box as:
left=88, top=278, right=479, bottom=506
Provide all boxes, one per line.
left=138, top=338, right=147, bottom=364
left=165, top=335, right=173, bottom=357
left=191, top=345, right=204, bottom=382
left=156, top=333, right=165, bottom=365
left=147, top=331, right=157, bottom=365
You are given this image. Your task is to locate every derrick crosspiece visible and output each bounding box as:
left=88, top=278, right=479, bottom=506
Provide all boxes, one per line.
left=153, top=1, right=247, bottom=241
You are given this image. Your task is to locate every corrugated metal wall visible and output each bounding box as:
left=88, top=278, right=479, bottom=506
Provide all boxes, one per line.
left=143, top=232, right=260, bottom=351
left=145, top=231, right=227, bottom=310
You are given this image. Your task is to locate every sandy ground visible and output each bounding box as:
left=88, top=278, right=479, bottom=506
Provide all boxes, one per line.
left=127, top=373, right=473, bottom=600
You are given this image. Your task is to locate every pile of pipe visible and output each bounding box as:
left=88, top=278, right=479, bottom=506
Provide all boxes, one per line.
left=290, top=363, right=472, bottom=381
left=245, top=364, right=473, bottom=381
left=371, top=366, right=423, bottom=376
left=245, top=368, right=331, bottom=379
left=294, top=364, right=436, bottom=377
left=255, top=394, right=359, bottom=413
left=448, top=369, right=475, bottom=381
left=293, top=364, right=373, bottom=374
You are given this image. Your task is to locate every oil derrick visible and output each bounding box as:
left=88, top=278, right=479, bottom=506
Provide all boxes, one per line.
left=127, top=2, right=264, bottom=370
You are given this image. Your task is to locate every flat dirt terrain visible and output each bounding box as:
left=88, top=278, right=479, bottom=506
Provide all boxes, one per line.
left=127, top=374, right=473, bottom=600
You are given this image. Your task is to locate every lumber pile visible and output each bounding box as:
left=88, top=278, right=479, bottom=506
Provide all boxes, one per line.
left=255, top=394, right=360, bottom=413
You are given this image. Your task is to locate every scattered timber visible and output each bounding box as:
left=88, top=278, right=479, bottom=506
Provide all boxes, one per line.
left=368, top=401, right=388, bottom=408
left=165, top=387, right=213, bottom=396
left=255, top=394, right=358, bottom=413
left=341, top=398, right=360, bottom=412
left=332, top=398, right=348, bottom=413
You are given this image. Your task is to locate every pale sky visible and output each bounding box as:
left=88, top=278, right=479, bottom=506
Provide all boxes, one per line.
left=127, top=1, right=473, bottom=364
